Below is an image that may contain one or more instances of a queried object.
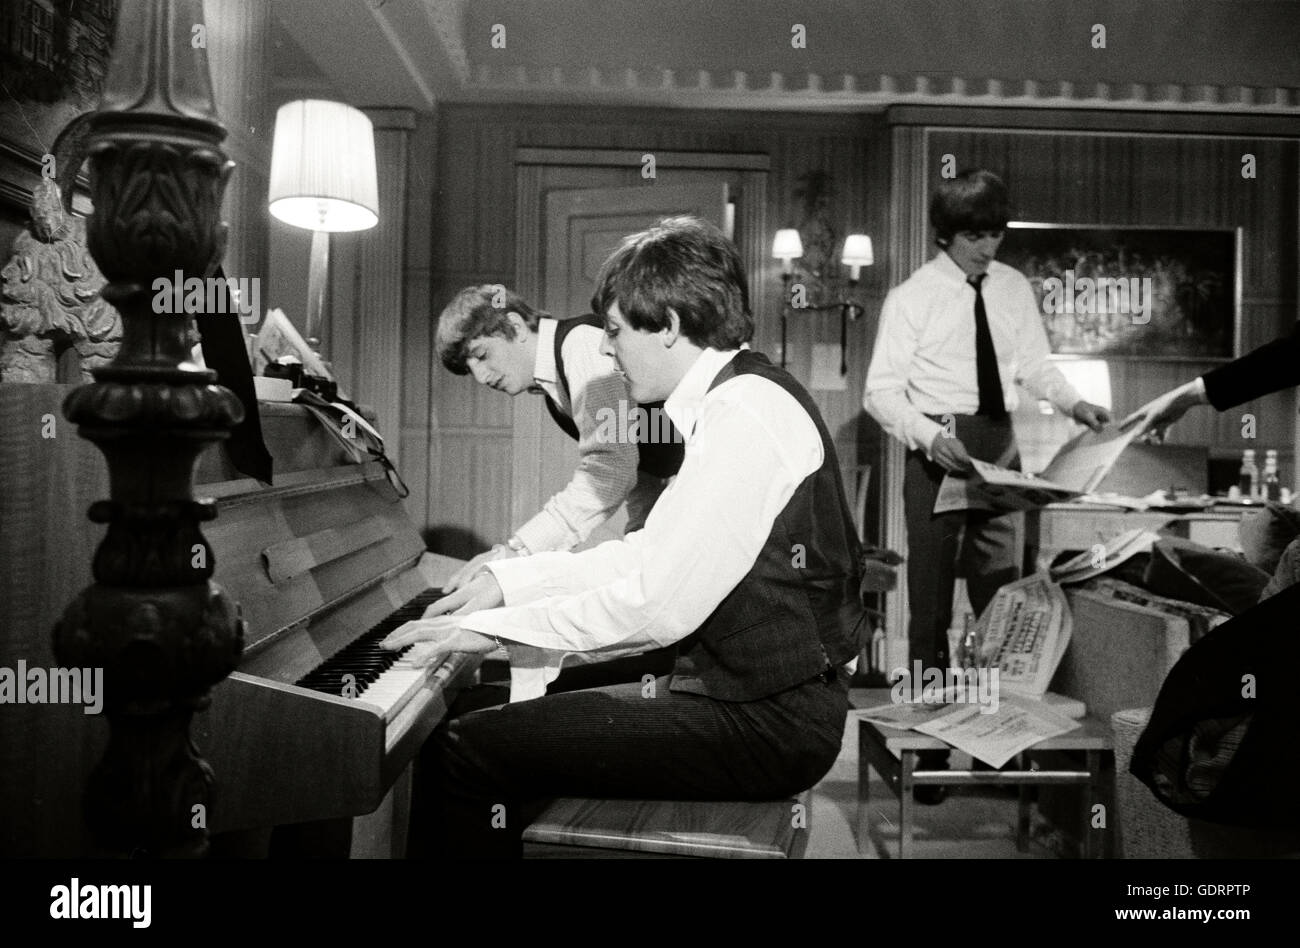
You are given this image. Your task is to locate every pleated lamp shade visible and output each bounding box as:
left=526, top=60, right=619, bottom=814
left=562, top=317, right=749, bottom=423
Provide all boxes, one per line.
left=268, top=100, right=379, bottom=232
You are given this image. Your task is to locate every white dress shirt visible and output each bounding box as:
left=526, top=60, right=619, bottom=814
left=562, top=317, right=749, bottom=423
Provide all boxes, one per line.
left=461, top=348, right=824, bottom=700
left=511, top=317, right=640, bottom=554
left=864, top=252, right=1082, bottom=454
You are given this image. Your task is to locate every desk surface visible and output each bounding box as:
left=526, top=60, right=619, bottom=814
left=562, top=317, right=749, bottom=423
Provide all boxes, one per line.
left=1040, top=502, right=1247, bottom=519
left=848, top=688, right=1114, bottom=750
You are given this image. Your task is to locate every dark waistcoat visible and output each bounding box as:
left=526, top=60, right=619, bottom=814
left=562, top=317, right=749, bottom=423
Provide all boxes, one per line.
left=543, top=315, right=684, bottom=479
left=668, top=350, right=864, bottom=701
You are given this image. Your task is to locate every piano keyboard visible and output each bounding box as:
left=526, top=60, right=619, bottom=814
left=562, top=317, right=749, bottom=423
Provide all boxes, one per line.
left=295, top=588, right=446, bottom=719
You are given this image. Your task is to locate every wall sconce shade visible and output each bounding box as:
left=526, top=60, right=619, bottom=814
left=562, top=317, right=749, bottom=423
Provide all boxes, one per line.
left=773, top=226, right=873, bottom=374
left=841, top=234, right=874, bottom=279
left=268, top=100, right=379, bottom=233
left=772, top=228, right=804, bottom=263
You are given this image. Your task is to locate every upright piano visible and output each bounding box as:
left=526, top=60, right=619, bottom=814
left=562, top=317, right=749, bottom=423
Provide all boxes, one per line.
left=1, top=388, right=471, bottom=856
left=190, top=402, right=475, bottom=857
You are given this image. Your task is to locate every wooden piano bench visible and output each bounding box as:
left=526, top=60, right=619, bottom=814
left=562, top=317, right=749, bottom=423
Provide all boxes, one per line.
left=521, top=791, right=812, bottom=859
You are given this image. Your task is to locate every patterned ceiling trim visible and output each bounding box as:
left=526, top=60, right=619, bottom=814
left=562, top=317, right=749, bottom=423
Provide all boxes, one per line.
left=456, top=65, right=1300, bottom=114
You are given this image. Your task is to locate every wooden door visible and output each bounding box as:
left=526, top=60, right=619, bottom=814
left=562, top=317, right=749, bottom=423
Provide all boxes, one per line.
left=512, top=182, right=729, bottom=548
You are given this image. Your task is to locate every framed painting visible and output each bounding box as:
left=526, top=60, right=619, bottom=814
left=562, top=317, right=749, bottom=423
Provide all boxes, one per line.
left=999, top=223, right=1241, bottom=361
left=0, top=0, right=118, bottom=215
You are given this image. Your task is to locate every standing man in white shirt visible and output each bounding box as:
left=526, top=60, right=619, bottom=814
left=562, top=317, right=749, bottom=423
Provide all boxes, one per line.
left=385, top=217, right=864, bottom=858
left=863, top=169, right=1109, bottom=799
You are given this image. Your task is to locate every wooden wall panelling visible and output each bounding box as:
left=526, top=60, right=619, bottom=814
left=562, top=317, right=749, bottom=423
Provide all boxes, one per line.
left=326, top=109, right=414, bottom=467
left=205, top=0, right=272, bottom=297
left=422, top=105, right=878, bottom=556
left=0, top=385, right=107, bottom=856
left=878, top=125, right=931, bottom=671
left=400, top=112, right=438, bottom=533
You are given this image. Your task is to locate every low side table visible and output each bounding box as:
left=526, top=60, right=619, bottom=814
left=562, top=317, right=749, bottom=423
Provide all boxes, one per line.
left=851, top=689, right=1114, bottom=859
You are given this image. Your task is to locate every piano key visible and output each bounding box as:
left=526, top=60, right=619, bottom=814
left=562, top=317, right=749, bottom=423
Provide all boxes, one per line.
left=294, top=588, right=448, bottom=717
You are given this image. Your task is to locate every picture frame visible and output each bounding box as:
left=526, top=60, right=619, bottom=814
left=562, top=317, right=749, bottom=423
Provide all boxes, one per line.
left=0, top=0, right=118, bottom=216
left=998, top=223, right=1241, bottom=361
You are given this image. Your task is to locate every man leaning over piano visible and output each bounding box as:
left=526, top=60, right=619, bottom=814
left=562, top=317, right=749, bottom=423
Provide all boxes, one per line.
left=433, top=284, right=683, bottom=691
left=381, top=216, right=864, bottom=858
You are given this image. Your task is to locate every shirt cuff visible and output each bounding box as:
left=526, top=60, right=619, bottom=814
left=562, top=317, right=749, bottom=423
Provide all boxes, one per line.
left=484, top=552, right=567, bottom=606
left=911, top=416, right=944, bottom=456
left=512, top=513, right=573, bottom=556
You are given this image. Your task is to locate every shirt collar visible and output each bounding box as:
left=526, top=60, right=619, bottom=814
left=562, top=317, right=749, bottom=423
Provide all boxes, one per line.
left=663, top=347, right=741, bottom=440
left=933, top=250, right=976, bottom=286
left=533, top=316, right=558, bottom=386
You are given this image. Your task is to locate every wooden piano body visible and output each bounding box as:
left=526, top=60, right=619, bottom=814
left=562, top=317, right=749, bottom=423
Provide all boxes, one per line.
left=0, top=386, right=472, bottom=857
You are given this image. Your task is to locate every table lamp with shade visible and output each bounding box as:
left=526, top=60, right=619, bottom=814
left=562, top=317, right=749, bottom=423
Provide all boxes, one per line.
left=267, top=99, right=379, bottom=356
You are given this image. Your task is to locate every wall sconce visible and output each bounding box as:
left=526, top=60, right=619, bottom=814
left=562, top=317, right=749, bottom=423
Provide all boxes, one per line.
left=268, top=99, right=379, bottom=356
left=774, top=230, right=873, bottom=374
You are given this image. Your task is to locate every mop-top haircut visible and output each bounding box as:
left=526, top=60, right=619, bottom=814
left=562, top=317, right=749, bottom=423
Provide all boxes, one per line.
left=435, top=284, right=547, bottom=374
left=591, top=216, right=753, bottom=350
left=930, top=169, right=1010, bottom=248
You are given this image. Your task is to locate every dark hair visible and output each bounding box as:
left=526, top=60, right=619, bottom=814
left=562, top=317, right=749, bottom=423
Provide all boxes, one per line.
left=590, top=216, right=752, bottom=349
left=434, top=284, right=545, bottom=374
left=930, top=169, right=1010, bottom=247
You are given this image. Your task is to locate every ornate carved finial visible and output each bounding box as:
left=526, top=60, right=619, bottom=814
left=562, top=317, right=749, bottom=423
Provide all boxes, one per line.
left=52, top=0, right=245, bottom=858
left=0, top=178, right=121, bottom=382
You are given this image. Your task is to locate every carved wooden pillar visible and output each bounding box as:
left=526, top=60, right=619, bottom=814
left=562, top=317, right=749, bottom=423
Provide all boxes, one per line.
left=52, top=0, right=245, bottom=858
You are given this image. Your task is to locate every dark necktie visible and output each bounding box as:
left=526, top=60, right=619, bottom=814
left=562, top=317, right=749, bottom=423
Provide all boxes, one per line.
left=968, top=273, right=1006, bottom=417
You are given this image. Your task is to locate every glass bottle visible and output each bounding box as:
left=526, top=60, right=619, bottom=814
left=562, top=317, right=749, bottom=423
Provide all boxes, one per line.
left=1263, top=449, right=1281, bottom=502
left=1239, top=449, right=1259, bottom=500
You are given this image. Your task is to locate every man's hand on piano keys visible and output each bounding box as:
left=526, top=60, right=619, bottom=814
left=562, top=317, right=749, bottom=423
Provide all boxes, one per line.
left=421, top=572, right=506, bottom=617
left=379, top=616, right=499, bottom=666
left=444, top=544, right=518, bottom=592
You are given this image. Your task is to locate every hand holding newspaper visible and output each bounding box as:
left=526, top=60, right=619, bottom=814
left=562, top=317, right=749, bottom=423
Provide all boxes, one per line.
left=934, top=422, right=1147, bottom=514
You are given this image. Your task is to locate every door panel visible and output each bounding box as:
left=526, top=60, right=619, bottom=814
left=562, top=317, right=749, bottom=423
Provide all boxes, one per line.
left=513, top=183, right=728, bottom=549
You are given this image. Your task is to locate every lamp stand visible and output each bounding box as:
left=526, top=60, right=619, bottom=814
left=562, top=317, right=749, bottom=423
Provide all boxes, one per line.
left=305, top=228, right=330, bottom=354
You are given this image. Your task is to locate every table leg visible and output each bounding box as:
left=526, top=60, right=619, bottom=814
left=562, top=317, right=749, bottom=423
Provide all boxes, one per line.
left=1083, top=749, right=1101, bottom=859
left=1016, top=752, right=1031, bottom=852
left=856, top=722, right=871, bottom=857
left=899, top=750, right=914, bottom=860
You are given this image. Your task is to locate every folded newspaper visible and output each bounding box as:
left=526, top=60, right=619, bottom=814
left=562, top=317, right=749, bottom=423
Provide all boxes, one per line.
left=851, top=574, right=1080, bottom=766
left=913, top=693, right=1082, bottom=768
left=934, top=459, right=1080, bottom=514
left=973, top=573, right=1071, bottom=697
left=1048, top=528, right=1161, bottom=584
left=934, top=422, right=1146, bottom=514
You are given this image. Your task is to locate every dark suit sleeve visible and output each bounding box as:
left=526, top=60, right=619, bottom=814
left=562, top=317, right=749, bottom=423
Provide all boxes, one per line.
left=1201, top=322, right=1300, bottom=410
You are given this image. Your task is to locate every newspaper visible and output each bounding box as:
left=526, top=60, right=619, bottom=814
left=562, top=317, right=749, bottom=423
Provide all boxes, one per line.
left=1048, top=528, right=1161, bottom=584
left=934, top=459, right=1080, bottom=514
left=934, top=421, right=1146, bottom=514
left=913, top=693, right=1082, bottom=768
left=973, top=574, right=1071, bottom=697
left=1041, top=422, right=1147, bottom=494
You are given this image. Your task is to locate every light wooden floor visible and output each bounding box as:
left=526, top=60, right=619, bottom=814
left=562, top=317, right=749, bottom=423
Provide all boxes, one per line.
left=805, top=713, right=1062, bottom=859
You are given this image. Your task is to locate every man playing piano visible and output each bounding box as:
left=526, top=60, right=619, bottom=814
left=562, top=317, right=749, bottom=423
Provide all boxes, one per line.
left=433, top=285, right=683, bottom=693
left=384, top=216, right=864, bottom=858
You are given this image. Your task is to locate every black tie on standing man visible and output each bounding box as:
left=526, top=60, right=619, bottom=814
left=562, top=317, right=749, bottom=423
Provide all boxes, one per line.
left=864, top=169, right=1110, bottom=800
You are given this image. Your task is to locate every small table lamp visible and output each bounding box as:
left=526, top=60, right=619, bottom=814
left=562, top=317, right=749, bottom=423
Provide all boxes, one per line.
left=268, top=99, right=379, bottom=354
